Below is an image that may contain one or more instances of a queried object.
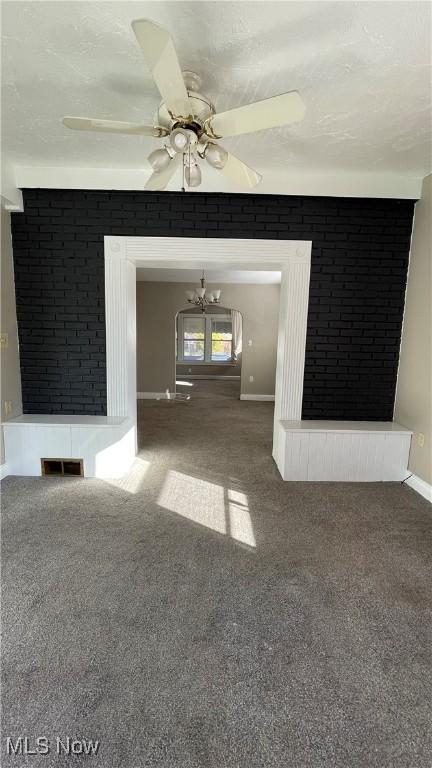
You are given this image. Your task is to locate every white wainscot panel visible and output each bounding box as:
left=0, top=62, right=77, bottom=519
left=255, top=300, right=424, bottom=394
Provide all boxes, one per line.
left=283, top=433, right=309, bottom=481
left=307, top=433, right=386, bottom=481
left=306, top=432, right=328, bottom=481
left=71, top=424, right=136, bottom=478
left=382, top=434, right=412, bottom=482
left=4, top=426, right=72, bottom=476
left=3, top=417, right=136, bottom=479
left=277, top=421, right=412, bottom=482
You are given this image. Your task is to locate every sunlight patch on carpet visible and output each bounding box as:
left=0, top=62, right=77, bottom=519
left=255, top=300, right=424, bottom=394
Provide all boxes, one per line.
left=158, top=470, right=255, bottom=547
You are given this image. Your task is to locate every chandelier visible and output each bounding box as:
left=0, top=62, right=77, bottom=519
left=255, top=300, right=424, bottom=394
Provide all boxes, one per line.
left=185, top=272, right=221, bottom=312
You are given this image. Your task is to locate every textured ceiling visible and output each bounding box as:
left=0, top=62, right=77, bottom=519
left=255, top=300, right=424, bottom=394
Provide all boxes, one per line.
left=2, top=0, right=431, bottom=193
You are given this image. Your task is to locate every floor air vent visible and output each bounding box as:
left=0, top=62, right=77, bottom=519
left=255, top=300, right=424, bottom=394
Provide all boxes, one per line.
left=41, top=459, right=84, bottom=477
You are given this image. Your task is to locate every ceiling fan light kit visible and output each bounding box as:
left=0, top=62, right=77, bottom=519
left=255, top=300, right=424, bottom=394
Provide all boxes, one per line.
left=62, top=18, right=306, bottom=192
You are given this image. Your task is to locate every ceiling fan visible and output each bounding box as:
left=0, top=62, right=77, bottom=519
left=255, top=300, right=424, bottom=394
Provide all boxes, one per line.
left=63, top=19, right=306, bottom=191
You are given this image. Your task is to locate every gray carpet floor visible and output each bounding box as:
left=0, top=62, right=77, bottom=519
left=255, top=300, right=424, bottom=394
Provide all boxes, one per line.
left=2, top=379, right=432, bottom=767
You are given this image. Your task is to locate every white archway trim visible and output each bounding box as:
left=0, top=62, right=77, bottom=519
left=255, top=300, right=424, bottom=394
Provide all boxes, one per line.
left=104, top=235, right=312, bottom=478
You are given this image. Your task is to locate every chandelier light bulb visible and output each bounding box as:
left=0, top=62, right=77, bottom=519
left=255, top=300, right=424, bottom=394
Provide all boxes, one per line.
left=205, top=142, right=228, bottom=170
left=212, top=289, right=221, bottom=301
left=148, top=147, right=171, bottom=172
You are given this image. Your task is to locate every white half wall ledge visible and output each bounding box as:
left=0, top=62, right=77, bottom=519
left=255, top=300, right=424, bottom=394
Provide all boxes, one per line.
left=12, top=165, right=423, bottom=200
left=275, top=420, right=412, bottom=482
left=2, top=417, right=136, bottom=479
left=404, top=473, right=432, bottom=503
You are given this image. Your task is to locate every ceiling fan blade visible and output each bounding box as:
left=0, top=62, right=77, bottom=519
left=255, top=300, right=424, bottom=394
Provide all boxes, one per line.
left=63, top=117, right=168, bottom=137
left=220, top=151, right=262, bottom=189
left=132, top=19, right=192, bottom=120
left=145, top=152, right=183, bottom=191
left=206, top=91, right=305, bottom=139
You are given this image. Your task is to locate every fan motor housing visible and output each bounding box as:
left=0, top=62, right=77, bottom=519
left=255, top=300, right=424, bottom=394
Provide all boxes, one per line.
left=157, top=92, right=215, bottom=133
left=172, top=120, right=202, bottom=134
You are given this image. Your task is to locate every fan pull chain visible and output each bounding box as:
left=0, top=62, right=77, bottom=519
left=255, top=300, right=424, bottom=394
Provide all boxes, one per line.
left=187, top=143, right=192, bottom=191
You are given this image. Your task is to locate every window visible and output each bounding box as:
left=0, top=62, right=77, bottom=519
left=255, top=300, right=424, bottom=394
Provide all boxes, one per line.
left=182, top=316, right=205, bottom=361
left=211, top=318, right=232, bottom=361
left=178, top=313, right=233, bottom=363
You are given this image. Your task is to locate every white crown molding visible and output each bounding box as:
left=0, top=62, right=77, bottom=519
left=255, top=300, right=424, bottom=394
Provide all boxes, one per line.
left=1, top=158, right=24, bottom=210
left=12, top=165, right=424, bottom=200
left=404, top=473, right=432, bottom=503
left=1, top=195, right=23, bottom=212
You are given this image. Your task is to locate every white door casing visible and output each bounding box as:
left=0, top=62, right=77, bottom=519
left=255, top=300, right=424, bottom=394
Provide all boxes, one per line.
left=104, top=236, right=312, bottom=476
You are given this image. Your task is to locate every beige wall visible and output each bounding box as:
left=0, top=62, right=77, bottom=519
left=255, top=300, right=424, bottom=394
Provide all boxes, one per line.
left=1, top=207, right=22, bottom=464
left=394, top=174, right=432, bottom=485
left=136, top=281, right=280, bottom=396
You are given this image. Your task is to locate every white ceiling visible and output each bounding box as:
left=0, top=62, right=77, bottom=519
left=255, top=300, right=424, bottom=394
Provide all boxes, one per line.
left=2, top=1, right=431, bottom=202
left=136, top=268, right=281, bottom=283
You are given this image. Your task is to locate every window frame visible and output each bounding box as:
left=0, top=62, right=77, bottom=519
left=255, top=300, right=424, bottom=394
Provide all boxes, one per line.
left=177, top=313, right=234, bottom=364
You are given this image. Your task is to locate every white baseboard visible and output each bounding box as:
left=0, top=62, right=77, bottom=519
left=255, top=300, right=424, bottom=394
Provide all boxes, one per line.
left=138, top=390, right=271, bottom=400
left=137, top=392, right=173, bottom=400
left=240, top=394, right=275, bottom=402
left=0, top=463, right=10, bottom=480
left=179, top=375, right=240, bottom=380
left=404, top=473, right=432, bottom=503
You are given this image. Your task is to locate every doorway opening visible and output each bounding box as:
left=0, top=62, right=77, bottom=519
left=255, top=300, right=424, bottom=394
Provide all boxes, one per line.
left=104, top=235, right=312, bottom=479
left=176, top=305, right=243, bottom=401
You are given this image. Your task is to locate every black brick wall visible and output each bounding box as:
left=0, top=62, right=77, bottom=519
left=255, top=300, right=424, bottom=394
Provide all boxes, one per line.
left=11, top=189, right=415, bottom=418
